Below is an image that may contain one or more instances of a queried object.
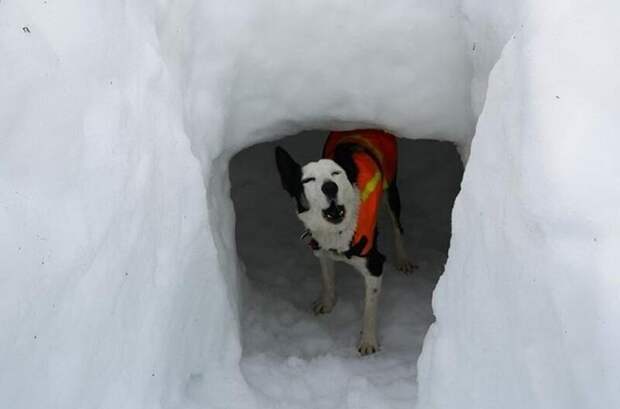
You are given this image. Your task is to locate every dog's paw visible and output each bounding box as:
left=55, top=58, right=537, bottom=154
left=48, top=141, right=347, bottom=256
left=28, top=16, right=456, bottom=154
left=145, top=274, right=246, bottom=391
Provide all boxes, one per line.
left=357, top=338, right=379, bottom=356
left=396, top=259, right=418, bottom=274
left=312, top=298, right=335, bottom=315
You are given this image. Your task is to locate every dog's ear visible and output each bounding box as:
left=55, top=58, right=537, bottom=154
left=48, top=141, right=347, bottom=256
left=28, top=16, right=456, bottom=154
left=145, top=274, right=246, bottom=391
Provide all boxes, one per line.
left=333, top=147, right=359, bottom=185
left=275, top=146, right=302, bottom=198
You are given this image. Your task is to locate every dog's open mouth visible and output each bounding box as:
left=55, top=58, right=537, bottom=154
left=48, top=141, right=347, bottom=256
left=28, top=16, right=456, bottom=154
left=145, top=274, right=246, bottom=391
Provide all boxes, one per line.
left=322, top=202, right=346, bottom=224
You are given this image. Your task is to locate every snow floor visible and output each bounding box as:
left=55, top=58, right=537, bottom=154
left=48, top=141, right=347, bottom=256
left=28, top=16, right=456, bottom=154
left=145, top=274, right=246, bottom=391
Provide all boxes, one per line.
left=230, top=131, right=463, bottom=409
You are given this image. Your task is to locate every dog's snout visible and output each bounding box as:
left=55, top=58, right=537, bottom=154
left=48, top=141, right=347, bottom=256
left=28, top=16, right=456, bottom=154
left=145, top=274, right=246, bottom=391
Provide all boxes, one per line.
left=321, top=181, right=338, bottom=199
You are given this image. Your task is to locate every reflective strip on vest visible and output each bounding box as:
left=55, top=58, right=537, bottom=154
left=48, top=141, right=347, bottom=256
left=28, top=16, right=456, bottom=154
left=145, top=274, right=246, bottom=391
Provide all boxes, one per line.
left=361, top=171, right=382, bottom=202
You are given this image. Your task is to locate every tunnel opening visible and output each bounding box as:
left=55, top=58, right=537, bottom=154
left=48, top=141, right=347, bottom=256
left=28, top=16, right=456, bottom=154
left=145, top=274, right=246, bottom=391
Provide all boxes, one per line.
left=229, top=129, right=464, bottom=406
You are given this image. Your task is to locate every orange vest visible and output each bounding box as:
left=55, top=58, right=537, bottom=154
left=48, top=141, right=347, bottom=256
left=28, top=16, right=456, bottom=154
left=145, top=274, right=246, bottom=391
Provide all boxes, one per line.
left=323, top=130, right=397, bottom=256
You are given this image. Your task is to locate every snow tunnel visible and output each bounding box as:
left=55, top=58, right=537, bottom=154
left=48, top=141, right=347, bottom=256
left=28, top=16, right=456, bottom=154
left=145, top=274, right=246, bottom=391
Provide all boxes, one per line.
left=7, top=1, right=620, bottom=408
left=187, top=1, right=479, bottom=406
left=229, top=130, right=463, bottom=405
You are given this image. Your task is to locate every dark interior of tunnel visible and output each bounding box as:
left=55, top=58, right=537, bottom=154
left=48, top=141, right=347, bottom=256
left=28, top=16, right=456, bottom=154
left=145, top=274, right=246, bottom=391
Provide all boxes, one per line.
left=229, top=129, right=464, bottom=400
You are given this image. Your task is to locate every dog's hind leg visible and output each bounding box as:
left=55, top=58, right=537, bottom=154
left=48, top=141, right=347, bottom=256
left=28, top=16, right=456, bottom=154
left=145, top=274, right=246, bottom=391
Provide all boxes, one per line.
left=385, top=182, right=417, bottom=274
left=313, top=252, right=336, bottom=314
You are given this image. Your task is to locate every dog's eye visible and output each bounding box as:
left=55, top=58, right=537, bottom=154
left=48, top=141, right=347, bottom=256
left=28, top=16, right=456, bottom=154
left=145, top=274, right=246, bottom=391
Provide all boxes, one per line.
left=331, top=171, right=341, bottom=176
left=301, top=177, right=316, bottom=184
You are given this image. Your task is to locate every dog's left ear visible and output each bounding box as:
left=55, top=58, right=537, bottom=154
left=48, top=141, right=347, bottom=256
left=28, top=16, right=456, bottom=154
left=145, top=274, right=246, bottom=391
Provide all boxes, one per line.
left=275, top=146, right=302, bottom=198
left=333, top=148, right=359, bottom=185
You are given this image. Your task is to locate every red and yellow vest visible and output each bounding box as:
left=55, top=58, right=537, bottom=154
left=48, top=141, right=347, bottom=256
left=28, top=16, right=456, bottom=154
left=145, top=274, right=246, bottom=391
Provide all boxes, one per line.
left=323, top=129, right=397, bottom=256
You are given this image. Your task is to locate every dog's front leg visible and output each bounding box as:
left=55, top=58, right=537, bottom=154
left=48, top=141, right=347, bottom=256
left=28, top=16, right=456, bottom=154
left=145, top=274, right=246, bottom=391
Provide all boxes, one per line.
left=355, top=261, right=383, bottom=355
left=313, top=251, right=336, bottom=314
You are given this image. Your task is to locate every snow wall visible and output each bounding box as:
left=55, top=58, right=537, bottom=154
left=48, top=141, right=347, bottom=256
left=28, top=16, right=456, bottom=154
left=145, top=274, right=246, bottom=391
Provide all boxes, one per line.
left=1, top=0, right=619, bottom=408
left=418, top=1, right=620, bottom=408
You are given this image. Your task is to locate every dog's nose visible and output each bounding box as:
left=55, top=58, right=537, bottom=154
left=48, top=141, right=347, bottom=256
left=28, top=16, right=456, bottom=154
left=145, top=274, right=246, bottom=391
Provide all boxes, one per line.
left=321, top=181, right=338, bottom=199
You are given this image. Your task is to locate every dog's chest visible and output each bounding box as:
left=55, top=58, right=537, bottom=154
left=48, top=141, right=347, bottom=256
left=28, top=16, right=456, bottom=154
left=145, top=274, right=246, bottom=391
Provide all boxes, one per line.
left=311, top=226, right=355, bottom=253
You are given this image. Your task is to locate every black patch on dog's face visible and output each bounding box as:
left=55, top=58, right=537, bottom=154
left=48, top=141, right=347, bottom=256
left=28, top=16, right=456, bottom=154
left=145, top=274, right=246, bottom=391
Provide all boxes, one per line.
left=275, top=146, right=309, bottom=213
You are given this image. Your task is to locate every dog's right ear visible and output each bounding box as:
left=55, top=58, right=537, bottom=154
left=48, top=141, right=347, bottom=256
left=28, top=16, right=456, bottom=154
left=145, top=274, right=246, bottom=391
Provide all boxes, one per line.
left=275, top=146, right=302, bottom=198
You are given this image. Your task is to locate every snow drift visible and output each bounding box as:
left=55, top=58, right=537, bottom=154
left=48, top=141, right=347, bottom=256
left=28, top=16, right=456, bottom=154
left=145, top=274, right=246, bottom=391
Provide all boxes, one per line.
left=1, top=0, right=619, bottom=408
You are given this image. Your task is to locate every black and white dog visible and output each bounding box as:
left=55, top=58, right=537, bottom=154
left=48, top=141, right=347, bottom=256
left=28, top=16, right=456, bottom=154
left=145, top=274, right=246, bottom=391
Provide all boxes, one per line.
left=275, top=130, right=415, bottom=355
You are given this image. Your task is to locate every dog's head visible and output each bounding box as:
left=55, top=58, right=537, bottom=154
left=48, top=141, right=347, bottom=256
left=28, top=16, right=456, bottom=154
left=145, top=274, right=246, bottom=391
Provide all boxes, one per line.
left=275, top=146, right=359, bottom=231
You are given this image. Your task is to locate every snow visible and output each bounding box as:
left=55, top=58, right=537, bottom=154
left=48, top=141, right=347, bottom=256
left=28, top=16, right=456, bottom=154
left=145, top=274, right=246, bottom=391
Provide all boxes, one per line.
left=1, top=1, right=251, bottom=408
left=2, top=0, right=620, bottom=408
left=176, top=0, right=473, bottom=163
left=418, top=1, right=620, bottom=408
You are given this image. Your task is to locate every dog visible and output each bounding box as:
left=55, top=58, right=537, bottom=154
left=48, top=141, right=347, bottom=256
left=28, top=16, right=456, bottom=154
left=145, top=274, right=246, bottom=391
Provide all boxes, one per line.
left=275, top=129, right=415, bottom=355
